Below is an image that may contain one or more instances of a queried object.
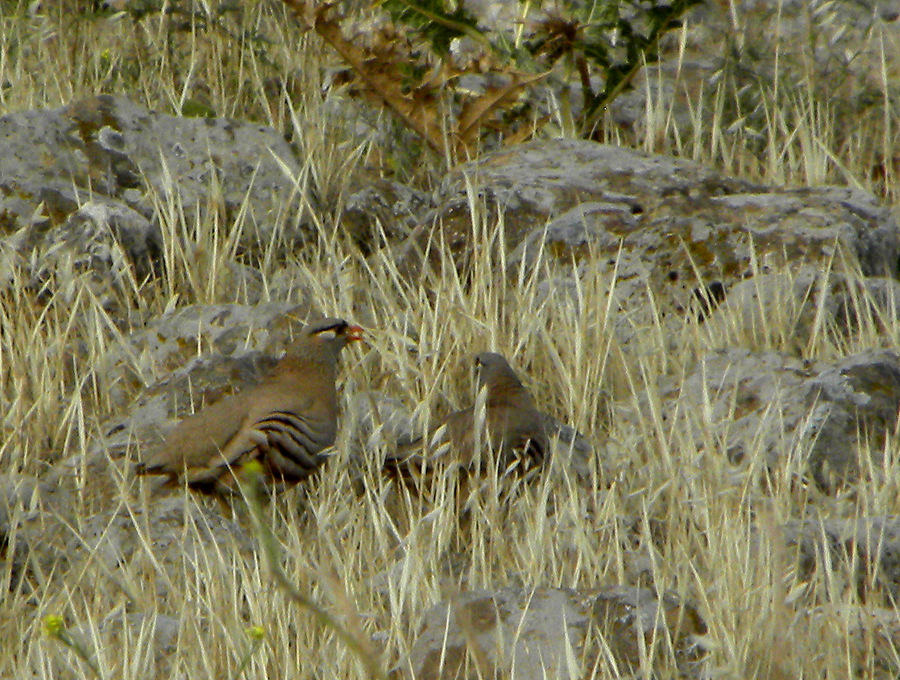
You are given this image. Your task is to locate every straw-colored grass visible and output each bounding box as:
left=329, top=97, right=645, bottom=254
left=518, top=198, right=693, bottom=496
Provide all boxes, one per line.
left=2, top=2, right=900, bottom=679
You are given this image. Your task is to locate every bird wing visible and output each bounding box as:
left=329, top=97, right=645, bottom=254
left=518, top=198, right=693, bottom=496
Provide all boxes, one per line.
left=137, top=391, right=251, bottom=476
left=496, top=404, right=549, bottom=466
left=187, top=389, right=326, bottom=485
left=385, top=434, right=424, bottom=465
left=430, top=408, right=475, bottom=466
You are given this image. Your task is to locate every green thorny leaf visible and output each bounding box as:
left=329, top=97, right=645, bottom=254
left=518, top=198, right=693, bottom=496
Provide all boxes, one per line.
left=580, top=0, right=704, bottom=135
left=379, top=0, right=484, bottom=54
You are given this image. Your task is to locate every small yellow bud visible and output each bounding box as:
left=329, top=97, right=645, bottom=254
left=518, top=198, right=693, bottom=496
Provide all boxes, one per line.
left=240, top=460, right=264, bottom=477
left=43, top=615, right=65, bottom=637
left=245, top=625, right=265, bottom=640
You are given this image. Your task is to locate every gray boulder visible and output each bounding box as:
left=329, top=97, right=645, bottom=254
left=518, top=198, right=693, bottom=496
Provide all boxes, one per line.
left=1, top=95, right=304, bottom=314
left=402, top=141, right=899, bottom=345
left=632, top=348, right=900, bottom=489
left=403, top=586, right=704, bottom=679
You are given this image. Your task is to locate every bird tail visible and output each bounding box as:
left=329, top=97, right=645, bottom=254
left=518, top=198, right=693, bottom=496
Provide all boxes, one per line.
left=134, top=461, right=165, bottom=476
left=383, top=436, right=431, bottom=486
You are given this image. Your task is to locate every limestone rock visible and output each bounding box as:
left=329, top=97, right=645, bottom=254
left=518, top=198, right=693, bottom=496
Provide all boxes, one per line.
left=407, top=141, right=899, bottom=345
left=403, top=586, right=704, bottom=680
left=637, top=348, right=900, bottom=489
left=782, top=517, right=900, bottom=600
left=69, top=611, right=181, bottom=674
left=0, top=95, right=305, bottom=316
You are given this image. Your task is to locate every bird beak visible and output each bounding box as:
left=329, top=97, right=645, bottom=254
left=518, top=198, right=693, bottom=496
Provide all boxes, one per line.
left=346, top=325, right=364, bottom=342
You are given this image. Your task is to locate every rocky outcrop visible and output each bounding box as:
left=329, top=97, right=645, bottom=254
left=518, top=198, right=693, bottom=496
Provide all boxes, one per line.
left=621, top=348, right=900, bottom=489
left=404, top=586, right=705, bottom=680
left=782, top=517, right=900, bottom=600
left=0, top=95, right=304, bottom=311
left=405, top=141, right=900, bottom=341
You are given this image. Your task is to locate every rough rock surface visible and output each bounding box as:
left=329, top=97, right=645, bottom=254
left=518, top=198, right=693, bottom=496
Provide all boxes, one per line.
left=392, top=140, right=900, bottom=360
left=0, top=470, right=253, bottom=602
left=0, top=95, right=304, bottom=311
left=782, top=517, right=900, bottom=600
left=68, top=611, right=181, bottom=674
left=419, top=142, right=899, bottom=300
left=342, top=176, right=431, bottom=253
left=630, top=348, right=900, bottom=488
left=404, top=586, right=704, bottom=680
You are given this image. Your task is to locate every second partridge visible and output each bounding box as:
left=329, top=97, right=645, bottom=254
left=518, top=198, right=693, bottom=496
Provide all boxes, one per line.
left=389, top=352, right=549, bottom=473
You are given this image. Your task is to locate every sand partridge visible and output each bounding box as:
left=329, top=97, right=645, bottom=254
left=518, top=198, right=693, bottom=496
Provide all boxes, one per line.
left=136, top=317, right=363, bottom=494
left=388, top=352, right=549, bottom=475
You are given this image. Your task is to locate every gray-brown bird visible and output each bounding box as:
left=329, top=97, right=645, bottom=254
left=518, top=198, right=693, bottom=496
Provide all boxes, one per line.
left=136, top=317, right=363, bottom=495
left=387, top=352, right=549, bottom=476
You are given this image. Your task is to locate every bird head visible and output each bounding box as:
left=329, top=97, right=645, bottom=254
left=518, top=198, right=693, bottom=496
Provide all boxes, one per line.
left=284, top=317, right=364, bottom=363
left=474, top=352, right=515, bottom=386
left=307, top=318, right=364, bottom=345
left=473, top=351, right=530, bottom=401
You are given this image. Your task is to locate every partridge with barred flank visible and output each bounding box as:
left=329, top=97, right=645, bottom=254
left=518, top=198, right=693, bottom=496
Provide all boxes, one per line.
left=389, top=352, right=549, bottom=474
left=136, top=317, right=363, bottom=494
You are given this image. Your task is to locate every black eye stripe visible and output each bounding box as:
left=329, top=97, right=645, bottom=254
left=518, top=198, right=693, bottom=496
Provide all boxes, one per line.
left=314, top=323, right=346, bottom=336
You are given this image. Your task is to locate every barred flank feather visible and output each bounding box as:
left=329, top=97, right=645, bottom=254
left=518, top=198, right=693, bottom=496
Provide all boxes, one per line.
left=251, top=410, right=333, bottom=478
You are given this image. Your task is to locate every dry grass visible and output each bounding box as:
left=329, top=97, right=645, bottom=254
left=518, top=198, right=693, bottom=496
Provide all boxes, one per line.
left=2, top=1, right=900, bottom=679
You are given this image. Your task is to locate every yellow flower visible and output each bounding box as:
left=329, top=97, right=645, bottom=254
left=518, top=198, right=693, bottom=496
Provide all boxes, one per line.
left=240, top=460, right=264, bottom=477
left=43, top=615, right=65, bottom=637
left=245, top=625, right=265, bottom=641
